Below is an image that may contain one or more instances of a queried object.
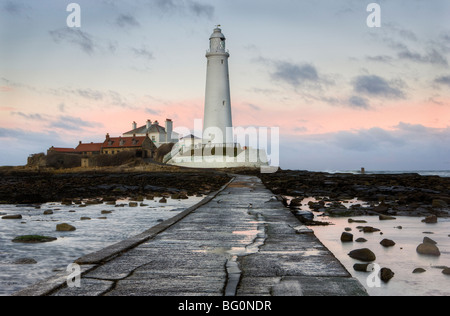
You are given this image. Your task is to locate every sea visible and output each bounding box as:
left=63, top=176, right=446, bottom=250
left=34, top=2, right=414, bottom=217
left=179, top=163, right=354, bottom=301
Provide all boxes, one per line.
left=319, top=170, right=450, bottom=178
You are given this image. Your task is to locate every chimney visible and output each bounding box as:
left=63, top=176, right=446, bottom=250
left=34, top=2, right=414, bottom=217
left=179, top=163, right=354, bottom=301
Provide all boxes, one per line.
left=165, top=119, right=173, bottom=143
left=132, top=121, right=137, bottom=130
left=146, top=120, right=152, bottom=129
left=79, top=141, right=82, bottom=145
left=106, top=133, right=110, bottom=140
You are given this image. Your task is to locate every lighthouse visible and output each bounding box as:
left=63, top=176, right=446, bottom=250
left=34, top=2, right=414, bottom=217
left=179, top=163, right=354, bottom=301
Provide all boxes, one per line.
left=203, top=26, right=233, bottom=145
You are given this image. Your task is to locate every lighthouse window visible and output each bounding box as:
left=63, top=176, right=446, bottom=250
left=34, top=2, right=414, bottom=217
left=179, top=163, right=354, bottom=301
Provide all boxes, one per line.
left=221, top=59, right=224, bottom=64
left=223, top=100, right=226, bottom=106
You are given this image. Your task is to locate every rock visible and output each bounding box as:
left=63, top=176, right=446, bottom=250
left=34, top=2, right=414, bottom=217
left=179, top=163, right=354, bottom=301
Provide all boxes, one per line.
left=353, top=263, right=375, bottom=272
left=294, top=225, right=314, bottom=234
left=432, top=199, right=448, bottom=208
left=348, top=248, right=376, bottom=262
left=423, top=237, right=437, bottom=245
left=295, top=210, right=314, bottom=223
left=43, top=210, right=53, bottom=215
left=348, top=218, right=367, bottom=224
left=345, top=227, right=352, bottom=232
left=380, top=268, right=395, bottom=282
left=422, top=215, right=437, bottom=224
left=2, top=214, right=22, bottom=220
left=394, top=226, right=403, bottom=229
left=159, top=197, right=167, bottom=203
left=56, top=223, right=76, bottom=232
left=379, top=214, right=396, bottom=220
left=341, top=232, right=354, bottom=242
left=417, top=243, right=441, bottom=256
left=413, top=268, right=426, bottom=274
left=97, top=217, right=107, bottom=220
left=80, top=217, right=91, bottom=220
left=361, top=226, right=381, bottom=233
left=443, top=268, right=450, bottom=275
left=101, top=210, right=112, bottom=214
left=289, top=198, right=303, bottom=208
left=13, top=258, right=37, bottom=265
left=12, top=235, right=57, bottom=243
left=355, top=238, right=368, bottom=243
left=129, top=202, right=138, bottom=207
left=380, top=239, right=396, bottom=247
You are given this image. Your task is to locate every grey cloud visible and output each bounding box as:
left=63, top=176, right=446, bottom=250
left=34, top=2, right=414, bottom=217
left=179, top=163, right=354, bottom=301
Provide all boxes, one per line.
left=146, top=108, right=161, bottom=115
left=398, top=48, right=448, bottom=67
left=188, top=1, right=214, bottom=18
left=11, top=112, right=47, bottom=121
left=49, top=116, right=103, bottom=131
left=49, top=28, right=96, bottom=55
left=116, top=14, right=140, bottom=28
left=353, top=75, right=405, bottom=99
left=75, top=89, right=104, bottom=101
left=149, top=0, right=214, bottom=18
left=434, top=75, right=450, bottom=86
left=2, top=1, right=27, bottom=15
left=366, top=55, right=394, bottom=63
left=348, top=96, right=370, bottom=109
left=271, top=61, right=320, bottom=87
left=246, top=103, right=261, bottom=111
left=132, top=47, right=154, bottom=61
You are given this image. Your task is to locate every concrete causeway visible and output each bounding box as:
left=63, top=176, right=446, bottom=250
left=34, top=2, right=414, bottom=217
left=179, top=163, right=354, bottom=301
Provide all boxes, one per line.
left=14, top=175, right=367, bottom=296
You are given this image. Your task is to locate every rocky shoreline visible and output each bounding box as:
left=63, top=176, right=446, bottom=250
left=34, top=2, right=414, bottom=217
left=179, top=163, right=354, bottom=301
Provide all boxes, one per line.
left=0, top=170, right=231, bottom=205
left=259, top=170, right=450, bottom=219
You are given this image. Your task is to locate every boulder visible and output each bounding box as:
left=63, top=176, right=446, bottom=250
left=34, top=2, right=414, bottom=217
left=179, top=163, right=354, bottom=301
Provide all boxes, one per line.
left=289, top=198, right=303, bottom=208
left=2, top=214, right=22, bottom=220
left=422, top=215, right=437, bottom=224
left=56, top=223, right=76, bottom=232
left=129, top=202, right=138, bottom=207
left=80, top=217, right=91, bottom=220
left=12, top=235, right=57, bottom=243
left=348, top=248, right=376, bottom=262
left=380, top=239, right=396, bottom=247
left=159, top=197, right=167, bottom=203
left=348, top=218, right=367, bottom=224
left=295, top=210, right=314, bottom=223
left=412, top=268, right=426, bottom=274
left=355, top=238, right=368, bottom=243
left=380, top=268, right=395, bottom=282
left=361, top=226, right=381, bottom=233
left=416, top=243, right=441, bottom=256
left=341, top=232, right=354, bottom=243
left=43, top=210, right=53, bottom=215
left=443, top=268, right=450, bottom=275
left=379, top=214, right=396, bottom=220
left=432, top=199, right=448, bottom=208
left=13, top=258, right=37, bottom=265
left=423, top=237, right=437, bottom=245
left=353, top=263, right=374, bottom=272
left=101, top=210, right=112, bottom=214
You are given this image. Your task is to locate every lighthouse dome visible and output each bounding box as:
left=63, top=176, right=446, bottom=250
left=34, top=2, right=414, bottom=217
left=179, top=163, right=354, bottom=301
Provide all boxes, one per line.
left=210, top=27, right=225, bottom=40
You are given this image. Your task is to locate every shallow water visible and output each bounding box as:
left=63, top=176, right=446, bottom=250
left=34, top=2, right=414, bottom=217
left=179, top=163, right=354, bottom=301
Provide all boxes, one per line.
left=312, top=216, right=450, bottom=296
left=0, top=196, right=203, bottom=296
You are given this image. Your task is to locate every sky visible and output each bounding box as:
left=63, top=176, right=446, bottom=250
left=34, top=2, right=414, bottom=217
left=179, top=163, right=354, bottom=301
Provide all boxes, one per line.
left=1, top=0, right=450, bottom=171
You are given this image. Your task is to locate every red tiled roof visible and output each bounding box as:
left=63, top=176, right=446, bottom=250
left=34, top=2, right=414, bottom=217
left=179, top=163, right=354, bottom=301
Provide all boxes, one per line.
left=102, top=136, right=147, bottom=149
left=76, top=142, right=103, bottom=152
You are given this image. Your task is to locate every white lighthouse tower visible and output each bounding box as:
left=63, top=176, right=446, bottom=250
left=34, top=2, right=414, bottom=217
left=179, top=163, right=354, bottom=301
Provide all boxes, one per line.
left=203, top=26, right=233, bottom=145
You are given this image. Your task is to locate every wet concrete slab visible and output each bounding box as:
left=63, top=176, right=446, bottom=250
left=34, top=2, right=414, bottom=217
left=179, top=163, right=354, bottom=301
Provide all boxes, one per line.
left=15, top=174, right=367, bottom=296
